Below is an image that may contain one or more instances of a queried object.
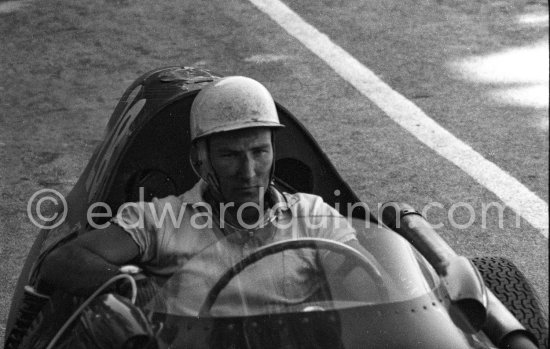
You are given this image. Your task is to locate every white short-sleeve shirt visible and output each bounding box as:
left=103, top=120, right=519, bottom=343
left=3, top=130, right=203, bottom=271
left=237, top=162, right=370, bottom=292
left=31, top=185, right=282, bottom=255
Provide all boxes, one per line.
left=113, top=180, right=356, bottom=315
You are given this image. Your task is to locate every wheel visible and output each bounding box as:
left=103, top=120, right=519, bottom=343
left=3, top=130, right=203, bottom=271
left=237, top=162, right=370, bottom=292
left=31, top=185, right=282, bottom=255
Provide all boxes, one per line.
left=471, top=257, right=548, bottom=349
left=198, top=237, right=388, bottom=317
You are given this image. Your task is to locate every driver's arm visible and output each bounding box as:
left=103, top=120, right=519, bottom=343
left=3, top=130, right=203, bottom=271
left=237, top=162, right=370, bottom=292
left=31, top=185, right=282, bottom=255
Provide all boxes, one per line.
left=37, top=223, right=140, bottom=296
left=322, top=239, right=387, bottom=301
left=322, top=239, right=378, bottom=274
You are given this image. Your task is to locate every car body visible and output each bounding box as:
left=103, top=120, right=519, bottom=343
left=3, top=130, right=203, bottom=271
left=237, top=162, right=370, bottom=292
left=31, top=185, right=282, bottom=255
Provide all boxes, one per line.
left=5, top=66, right=547, bottom=349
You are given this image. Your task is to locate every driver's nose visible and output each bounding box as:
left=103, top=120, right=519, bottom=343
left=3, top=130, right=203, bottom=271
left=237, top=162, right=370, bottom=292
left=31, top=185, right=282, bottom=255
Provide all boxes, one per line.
left=237, top=154, right=255, bottom=180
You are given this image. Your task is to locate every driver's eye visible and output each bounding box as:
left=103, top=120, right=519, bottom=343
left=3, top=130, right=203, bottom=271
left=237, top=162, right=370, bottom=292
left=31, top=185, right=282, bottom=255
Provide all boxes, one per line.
left=254, top=147, right=271, bottom=155
left=218, top=152, right=236, bottom=159
left=253, top=149, right=267, bottom=156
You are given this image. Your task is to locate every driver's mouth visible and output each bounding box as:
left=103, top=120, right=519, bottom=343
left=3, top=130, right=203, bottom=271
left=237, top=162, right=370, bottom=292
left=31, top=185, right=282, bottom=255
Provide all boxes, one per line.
left=236, top=186, right=259, bottom=192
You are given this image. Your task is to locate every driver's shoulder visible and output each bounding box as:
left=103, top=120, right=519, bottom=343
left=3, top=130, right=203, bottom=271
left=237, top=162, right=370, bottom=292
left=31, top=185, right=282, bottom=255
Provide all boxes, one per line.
left=139, top=194, right=189, bottom=216
left=279, top=191, right=333, bottom=215
left=148, top=181, right=204, bottom=210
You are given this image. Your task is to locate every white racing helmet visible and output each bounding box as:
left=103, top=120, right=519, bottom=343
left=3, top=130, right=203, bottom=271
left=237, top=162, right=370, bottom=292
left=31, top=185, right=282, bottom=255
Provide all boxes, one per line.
left=189, top=76, right=284, bottom=198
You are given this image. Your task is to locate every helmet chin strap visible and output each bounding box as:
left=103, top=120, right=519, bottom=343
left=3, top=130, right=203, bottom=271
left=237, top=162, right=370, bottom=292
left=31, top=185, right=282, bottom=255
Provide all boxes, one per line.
left=190, top=138, right=224, bottom=202
left=268, top=131, right=277, bottom=185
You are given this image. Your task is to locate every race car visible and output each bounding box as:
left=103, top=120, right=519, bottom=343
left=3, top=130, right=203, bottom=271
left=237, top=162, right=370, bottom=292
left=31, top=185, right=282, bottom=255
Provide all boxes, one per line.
left=4, top=66, right=548, bottom=349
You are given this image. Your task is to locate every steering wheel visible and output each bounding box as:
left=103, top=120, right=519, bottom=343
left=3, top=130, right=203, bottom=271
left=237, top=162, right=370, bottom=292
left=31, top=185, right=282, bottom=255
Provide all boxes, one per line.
left=198, top=238, right=389, bottom=317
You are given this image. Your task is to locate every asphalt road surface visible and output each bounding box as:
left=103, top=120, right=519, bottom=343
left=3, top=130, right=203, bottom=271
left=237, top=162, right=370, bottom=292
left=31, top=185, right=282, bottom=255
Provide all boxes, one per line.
left=0, top=0, right=548, bottom=344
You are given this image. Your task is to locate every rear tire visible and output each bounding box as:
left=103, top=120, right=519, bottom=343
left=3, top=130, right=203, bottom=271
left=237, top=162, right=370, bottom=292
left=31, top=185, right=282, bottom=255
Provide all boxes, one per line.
left=471, top=257, right=548, bottom=349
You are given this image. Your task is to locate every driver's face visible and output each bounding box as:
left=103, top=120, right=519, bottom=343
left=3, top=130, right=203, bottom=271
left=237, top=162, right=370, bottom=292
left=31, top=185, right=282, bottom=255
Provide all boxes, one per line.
left=209, top=128, right=273, bottom=207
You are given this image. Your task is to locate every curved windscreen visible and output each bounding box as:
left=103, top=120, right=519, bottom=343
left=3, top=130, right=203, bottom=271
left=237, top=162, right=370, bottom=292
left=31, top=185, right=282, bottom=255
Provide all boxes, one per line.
left=139, top=217, right=439, bottom=318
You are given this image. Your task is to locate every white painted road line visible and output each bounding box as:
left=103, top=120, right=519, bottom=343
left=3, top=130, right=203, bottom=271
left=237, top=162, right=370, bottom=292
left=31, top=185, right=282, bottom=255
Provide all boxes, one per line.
left=249, top=0, right=549, bottom=238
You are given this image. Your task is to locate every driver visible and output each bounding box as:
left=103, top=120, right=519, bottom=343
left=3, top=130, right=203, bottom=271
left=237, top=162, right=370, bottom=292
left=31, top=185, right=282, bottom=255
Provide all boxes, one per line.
left=38, top=76, right=368, bottom=314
